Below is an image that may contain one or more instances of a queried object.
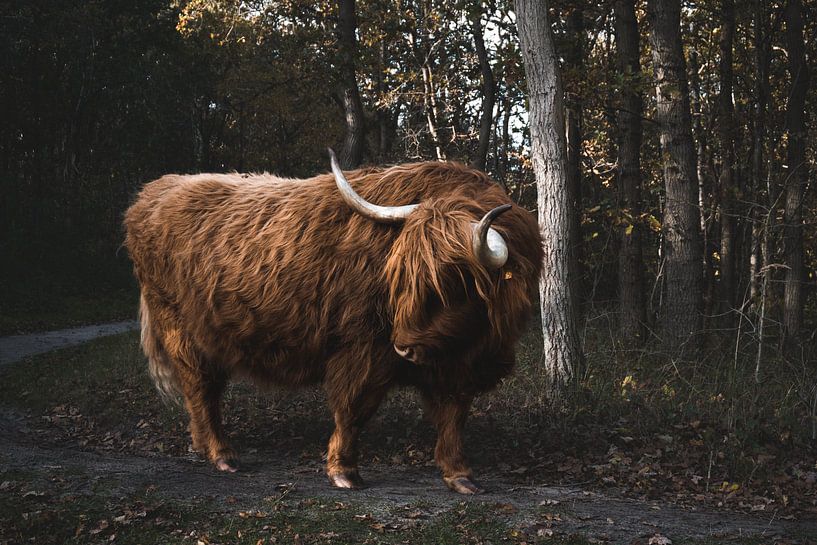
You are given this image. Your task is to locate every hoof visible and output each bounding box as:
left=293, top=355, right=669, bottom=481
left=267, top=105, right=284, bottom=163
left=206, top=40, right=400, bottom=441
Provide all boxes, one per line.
left=214, top=456, right=239, bottom=473
left=328, top=470, right=365, bottom=490
left=445, top=476, right=484, bottom=495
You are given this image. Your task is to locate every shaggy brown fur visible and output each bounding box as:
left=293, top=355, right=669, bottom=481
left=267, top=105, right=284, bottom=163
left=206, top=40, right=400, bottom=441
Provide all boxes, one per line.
left=124, top=160, right=543, bottom=493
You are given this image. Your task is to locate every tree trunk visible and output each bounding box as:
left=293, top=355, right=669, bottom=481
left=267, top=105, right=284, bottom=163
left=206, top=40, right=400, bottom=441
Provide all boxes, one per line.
left=470, top=13, right=495, bottom=171
left=376, top=38, right=390, bottom=160
left=502, top=93, right=513, bottom=174
left=689, top=41, right=716, bottom=323
left=565, top=6, right=584, bottom=311
left=497, top=90, right=511, bottom=181
left=754, top=0, right=774, bottom=369
left=516, top=0, right=585, bottom=401
left=647, top=0, right=703, bottom=354
left=614, top=0, right=647, bottom=345
left=782, top=0, right=810, bottom=349
left=716, top=0, right=737, bottom=325
left=336, top=0, right=365, bottom=168
left=421, top=63, right=446, bottom=161
left=749, top=0, right=771, bottom=306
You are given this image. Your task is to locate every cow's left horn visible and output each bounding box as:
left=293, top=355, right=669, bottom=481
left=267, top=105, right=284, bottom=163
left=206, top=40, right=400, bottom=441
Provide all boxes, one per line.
left=328, top=148, right=418, bottom=223
left=472, top=204, right=512, bottom=269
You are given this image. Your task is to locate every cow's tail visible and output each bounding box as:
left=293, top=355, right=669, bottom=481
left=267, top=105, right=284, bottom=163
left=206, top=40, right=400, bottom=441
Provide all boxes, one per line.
left=139, top=293, right=181, bottom=403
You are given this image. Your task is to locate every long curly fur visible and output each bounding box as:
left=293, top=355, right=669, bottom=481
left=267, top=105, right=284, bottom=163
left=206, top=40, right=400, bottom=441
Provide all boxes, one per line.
left=123, top=159, right=543, bottom=481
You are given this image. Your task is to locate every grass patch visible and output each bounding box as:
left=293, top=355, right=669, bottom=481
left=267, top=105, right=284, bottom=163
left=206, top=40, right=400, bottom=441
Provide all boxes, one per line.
left=0, top=287, right=138, bottom=335
left=0, top=479, right=598, bottom=545
left=0, top=243, right=137, bottom=335
left=0, top=481, right=209, bottom=545
left=0, top=331, right=150, bottom=419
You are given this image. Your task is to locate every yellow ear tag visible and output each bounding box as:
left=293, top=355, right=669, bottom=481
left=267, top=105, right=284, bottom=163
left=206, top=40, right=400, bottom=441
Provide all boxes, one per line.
left=503, top=270, right=513, bottom=280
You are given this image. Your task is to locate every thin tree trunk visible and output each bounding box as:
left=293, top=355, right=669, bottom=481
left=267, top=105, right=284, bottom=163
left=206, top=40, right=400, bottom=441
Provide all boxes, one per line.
left=716, top=0, right=737, bottom=325
left=647, top=0, right=703, bottom=354
left=421, top=63, right=445, bottom=161
left=614, top=0, right=647, bottom=345
left=782, top=0, right=810, bottom=350
left=337, top=0, right=365, bottom=168
left=495, top=85, right=513, bottom=184
left=516, top=0, right=585, bottom=401
left=470, top=13, right=495, bottom=171
left=565, top=6, right=584, bottom=311
left=497, top=90, right=511, bottom=181
left=749, top=0, right=771, bottom=306
left=376, top=39, right=389, bottom=159
left=689, top=46, right=716, bottom=323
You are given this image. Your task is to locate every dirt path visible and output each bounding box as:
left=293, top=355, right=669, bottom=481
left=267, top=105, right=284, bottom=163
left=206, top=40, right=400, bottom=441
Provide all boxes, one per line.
left=0, top=321, right=139, bottom=365
left=0, top=326, right=814, bottom=542
left=0, top=409, right=812, bottom=543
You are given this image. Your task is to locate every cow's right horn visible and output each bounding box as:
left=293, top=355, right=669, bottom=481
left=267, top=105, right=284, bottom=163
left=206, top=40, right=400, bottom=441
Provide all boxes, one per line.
left=328, top=148, right=418, bottom=224
left=472, top=204, right=512, bottom=269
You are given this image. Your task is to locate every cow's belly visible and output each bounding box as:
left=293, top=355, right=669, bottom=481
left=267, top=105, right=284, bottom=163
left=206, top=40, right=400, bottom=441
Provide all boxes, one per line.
left=224, top=342, right=327, bottom=387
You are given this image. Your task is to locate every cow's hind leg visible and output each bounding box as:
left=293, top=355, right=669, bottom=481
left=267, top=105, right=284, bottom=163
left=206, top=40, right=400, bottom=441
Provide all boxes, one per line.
left=143, top=296, right=237, bottom=472
left=422, top=393, right=483, bottom=494
left=160, top=325, right=237, bottom=472
left=325, top=385, right=387, bottom=489
left=176, top=365, right=237, bottom=472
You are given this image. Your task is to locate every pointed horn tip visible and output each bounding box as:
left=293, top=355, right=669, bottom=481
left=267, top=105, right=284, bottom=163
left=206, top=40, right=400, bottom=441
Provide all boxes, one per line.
left=478, top=203, right=513, bottom=227
left=491, top=203, right=513, bottom=217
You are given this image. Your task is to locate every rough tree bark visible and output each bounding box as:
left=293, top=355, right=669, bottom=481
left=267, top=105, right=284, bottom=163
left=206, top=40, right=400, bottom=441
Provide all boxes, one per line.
left=470, top=13, right=495, bottom=171
left=716, top=0, right=737, bottom=324
left=614, top=0, right=647, bottom=345
left=782, top=0, right=810, bottom=349
left=516, top=0, right=585, bottom=400
left=336, top=0, right=365, bottom=168
left=647, top=0, right=703, bottom=354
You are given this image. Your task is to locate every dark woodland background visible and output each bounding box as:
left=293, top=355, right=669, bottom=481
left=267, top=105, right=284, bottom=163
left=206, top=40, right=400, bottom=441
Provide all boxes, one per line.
left=1, top=0, right=816, bottom=433
left=2, top=0, right=817, bottom=526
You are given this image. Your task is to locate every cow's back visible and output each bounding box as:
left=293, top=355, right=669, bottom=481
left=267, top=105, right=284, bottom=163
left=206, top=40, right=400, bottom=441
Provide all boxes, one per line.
left=124, top=172, right=393, bottom=383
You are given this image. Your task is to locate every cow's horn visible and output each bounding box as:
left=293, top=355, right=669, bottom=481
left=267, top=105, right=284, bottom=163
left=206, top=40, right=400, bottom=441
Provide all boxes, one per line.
left=328, top=148, right=418, bottom=223
left=472, top=204, right=512, bottom=269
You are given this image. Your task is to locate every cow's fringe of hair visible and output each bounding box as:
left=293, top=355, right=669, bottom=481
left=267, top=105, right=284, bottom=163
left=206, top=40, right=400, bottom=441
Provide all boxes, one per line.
left=386, top=203, right=493, bottom=329
left=139, top=294, right=181, bottom=404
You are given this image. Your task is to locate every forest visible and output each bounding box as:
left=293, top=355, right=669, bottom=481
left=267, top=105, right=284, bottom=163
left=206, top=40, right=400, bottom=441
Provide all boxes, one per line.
left=1, top=0, right=816, bottom=541
left=4, top=0, right=816, bottom=385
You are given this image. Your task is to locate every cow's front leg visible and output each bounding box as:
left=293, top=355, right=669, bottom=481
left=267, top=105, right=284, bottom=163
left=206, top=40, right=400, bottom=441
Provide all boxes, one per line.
left=325, top=386, right=386, bottom=489
left=423, top=393, right=483, bottom=494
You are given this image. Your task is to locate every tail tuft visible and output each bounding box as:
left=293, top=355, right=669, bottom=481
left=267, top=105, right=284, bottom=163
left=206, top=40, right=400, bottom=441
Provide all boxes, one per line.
left=139, top=294, right=181, bottom=403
